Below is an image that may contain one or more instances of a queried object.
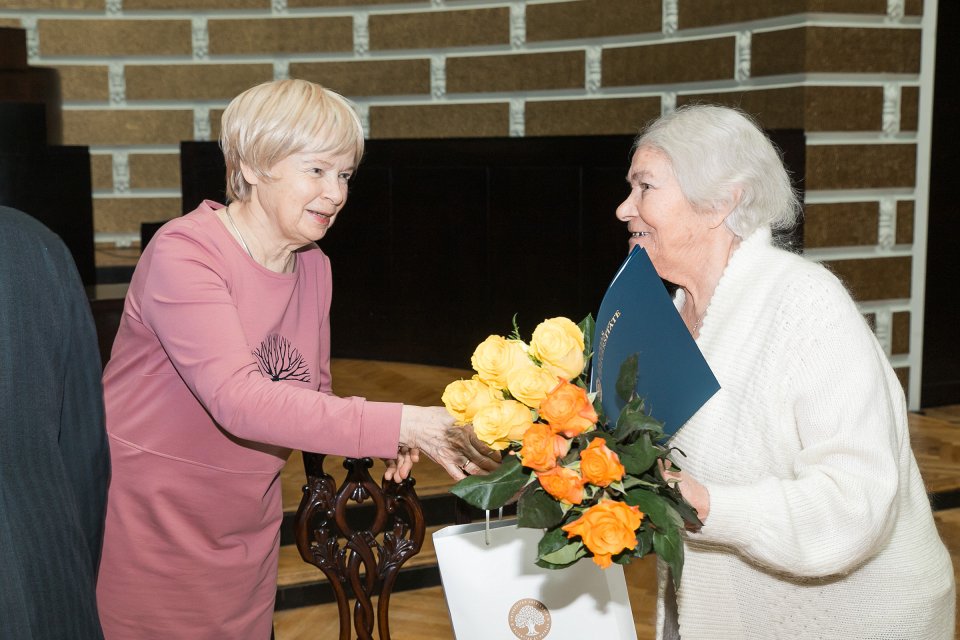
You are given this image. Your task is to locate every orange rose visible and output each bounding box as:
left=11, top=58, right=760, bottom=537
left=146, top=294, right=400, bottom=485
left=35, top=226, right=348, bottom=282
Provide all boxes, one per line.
left=536, top=466, right=585, bottom=505
left=539, top=381, right=598, bottom=438
left=519, top=422, right=571, bottom=472
left=579, top=438, right=625, bottom=487
left=562, top=501, right=644, bottom=569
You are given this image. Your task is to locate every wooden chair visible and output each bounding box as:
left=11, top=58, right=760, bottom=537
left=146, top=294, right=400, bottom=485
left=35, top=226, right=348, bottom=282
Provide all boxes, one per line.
left=294, top=454, right=425, bottom=640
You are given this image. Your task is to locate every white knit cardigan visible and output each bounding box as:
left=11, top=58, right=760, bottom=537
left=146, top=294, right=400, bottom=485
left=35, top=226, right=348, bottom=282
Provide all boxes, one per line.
left=657, top=229, right=955, bottom=639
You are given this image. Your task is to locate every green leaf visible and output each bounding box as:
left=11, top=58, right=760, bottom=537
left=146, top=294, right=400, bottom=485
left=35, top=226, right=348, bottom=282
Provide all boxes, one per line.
left=517, top=485, right=564, bottom=529
left=614, top=353, right=639, bottom=403
left=653, top=527, right=685, bottom=587
left=617, top=434, right=662, bottom=475
left=449, top=456, right=527, bottom=510
left=614, top=409, right=664, bottom=442
left=578, top=314, right=595, bottom=375
left=538, top=539, right=587, bottom=569
left=636, top=526, right=655, bottom=557
left=624, top=488, right=684, bottom=530
left=664, top=492, right=703, bottom=530
left=537, top=526, right=570, bottom=557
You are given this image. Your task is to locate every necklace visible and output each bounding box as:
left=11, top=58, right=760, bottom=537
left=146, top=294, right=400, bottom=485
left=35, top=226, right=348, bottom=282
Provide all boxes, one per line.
left=225, top=207, right=253, bottom=259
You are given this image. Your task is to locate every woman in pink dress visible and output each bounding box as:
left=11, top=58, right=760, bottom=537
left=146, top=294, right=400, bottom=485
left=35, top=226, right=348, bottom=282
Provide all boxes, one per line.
left=95, top=79, right=496, bottom=639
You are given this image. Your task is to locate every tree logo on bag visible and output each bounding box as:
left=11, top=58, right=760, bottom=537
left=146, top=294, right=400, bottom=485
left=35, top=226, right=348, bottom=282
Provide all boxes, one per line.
left=508, top=598, right=551, bottom=639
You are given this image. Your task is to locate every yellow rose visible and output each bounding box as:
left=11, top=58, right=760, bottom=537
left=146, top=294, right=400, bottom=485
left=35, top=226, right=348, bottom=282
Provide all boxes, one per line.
left=472, top=400, right=534, bottom=451
left=506, top=364, right=561, bottom=409
left=471, top=335, right=529, bottom=390
left=441, top=377, right=502, bottom=425
left=562, top=500, right=643, bottom=568
left=529, top=317, right=585, bottom=381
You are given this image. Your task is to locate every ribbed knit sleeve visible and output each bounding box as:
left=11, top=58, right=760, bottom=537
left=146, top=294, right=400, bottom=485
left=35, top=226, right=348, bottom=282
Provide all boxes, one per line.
left=660, top=230, right=953, bottom=639
left=686, top=258, right=900, bottom=576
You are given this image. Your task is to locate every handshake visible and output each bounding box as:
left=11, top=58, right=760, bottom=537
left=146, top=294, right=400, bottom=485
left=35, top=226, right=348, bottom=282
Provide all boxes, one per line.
left=388, top=316, right=588, bottom=483
left=387, top=405, right=501, bottom=483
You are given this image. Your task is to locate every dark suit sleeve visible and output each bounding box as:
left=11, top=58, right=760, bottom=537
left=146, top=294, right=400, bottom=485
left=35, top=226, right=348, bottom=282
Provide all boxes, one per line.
left=54, top=237, right=110, bottom=573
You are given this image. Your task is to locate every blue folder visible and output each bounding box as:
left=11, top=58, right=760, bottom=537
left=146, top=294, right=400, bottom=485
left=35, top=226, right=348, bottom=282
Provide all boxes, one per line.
left=590, top=247, right=720, bottom=437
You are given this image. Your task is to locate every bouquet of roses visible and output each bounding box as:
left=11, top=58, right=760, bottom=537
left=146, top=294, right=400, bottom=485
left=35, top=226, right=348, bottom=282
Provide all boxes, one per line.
left=441, top=316, right=701, bottom=583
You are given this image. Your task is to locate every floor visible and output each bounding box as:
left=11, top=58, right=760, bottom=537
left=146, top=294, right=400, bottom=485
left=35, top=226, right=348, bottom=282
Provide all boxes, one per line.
left=273, top=359, right=960, bottom=639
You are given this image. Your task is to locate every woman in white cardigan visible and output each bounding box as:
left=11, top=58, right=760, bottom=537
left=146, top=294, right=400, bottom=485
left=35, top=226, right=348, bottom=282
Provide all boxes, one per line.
left=617, top=104, right=955, bottom=639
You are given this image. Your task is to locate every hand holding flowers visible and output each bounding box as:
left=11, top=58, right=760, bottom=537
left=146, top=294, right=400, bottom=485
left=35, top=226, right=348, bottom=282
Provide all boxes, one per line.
left=442, top=316, right=701, bottom=583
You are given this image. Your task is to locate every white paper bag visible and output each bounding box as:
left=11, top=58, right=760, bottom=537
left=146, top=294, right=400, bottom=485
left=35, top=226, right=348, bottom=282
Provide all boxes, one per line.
left=433, top=518, right=638, bottom=640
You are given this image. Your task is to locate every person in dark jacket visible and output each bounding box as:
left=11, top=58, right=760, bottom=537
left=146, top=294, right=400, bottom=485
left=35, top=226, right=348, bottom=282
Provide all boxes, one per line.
left=0, top=205, right=110, bottom=639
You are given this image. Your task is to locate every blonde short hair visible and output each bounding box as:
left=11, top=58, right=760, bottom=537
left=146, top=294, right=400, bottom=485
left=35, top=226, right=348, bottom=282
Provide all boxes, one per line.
left=220, top=79, right=365, bottom=203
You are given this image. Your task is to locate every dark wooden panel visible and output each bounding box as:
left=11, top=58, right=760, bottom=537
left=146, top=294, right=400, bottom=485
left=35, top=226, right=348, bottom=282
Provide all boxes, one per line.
left=180, top=133, right=804, bottom=367
left=922, top=0, right=960, bottom=406
left=0, top=146, right=95, bottom=285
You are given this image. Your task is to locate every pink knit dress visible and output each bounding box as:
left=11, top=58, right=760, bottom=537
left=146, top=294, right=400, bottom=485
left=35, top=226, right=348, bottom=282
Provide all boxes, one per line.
left=96, top=201, right=402, bottom=639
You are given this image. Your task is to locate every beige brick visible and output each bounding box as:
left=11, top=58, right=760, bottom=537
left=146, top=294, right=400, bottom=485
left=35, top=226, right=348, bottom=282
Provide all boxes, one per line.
left=904, top=0, right=922, bottom=15
left=54, top=65, right=110, bottom=102
left=603, top=37, right=735, bottom=87
left=208, top=17, right=352, bottom=55
left=527, top=0, right=660, bottom=41
left=94, top=196, right=181, bottom=234
left=129, top=153, right=181, bottom=190
left=679, top=88, right=806, bottom=130
left=680, top=0, right=889, bottom=28
left=210, top=108, right=225, bottom=141
left=525, top=97, right=660, bottom=137
left=896, top=200, right=914, bottom=245
left=369, top=103, right=508, bottom=139
left=126, top=64, right=273, bottom=101
left=38, top=20, right=192, bottom=57
left=125, top=0, right=266, bottom=8
left=892, top=311, right=910, bottom=355
left=289, top=0, right=423, bottom=5
left=900, top=86, right=919, bottom=132
left=0, top=0, right=102, bottom=9
left=678, top=86, right=882, bottom=131
left=90, top=153, right=113, bottom=191
left=63, top=109, right=194, bottom=146
left=805, top=86, right=883, bottom=131
left=894, top=367, right=908, bottom=394
left=806, top=144, right=916, bottom=190
left=369, top=7, right=509, bottom=50
left=290, top=59, right=431, bottom=97
left=447, top=51, right=585, bottom=93
left=803, top=202, right=879, bottom=248
left=752, top=27, right=921, bottom=76
left=824, top=256, right=911, bottom=301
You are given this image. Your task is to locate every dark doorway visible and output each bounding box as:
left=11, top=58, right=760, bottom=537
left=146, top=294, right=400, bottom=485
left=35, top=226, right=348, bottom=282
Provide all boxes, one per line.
left=921, top=0, right=960, bottom=407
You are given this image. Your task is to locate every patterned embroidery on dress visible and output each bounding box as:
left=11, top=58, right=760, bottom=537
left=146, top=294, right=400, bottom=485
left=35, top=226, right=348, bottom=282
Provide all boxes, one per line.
left=253, top=334, right=311, bottom=383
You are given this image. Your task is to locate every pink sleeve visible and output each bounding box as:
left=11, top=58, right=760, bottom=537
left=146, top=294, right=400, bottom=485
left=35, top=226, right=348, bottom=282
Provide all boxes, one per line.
left=139, top=227, right=401, bottom=459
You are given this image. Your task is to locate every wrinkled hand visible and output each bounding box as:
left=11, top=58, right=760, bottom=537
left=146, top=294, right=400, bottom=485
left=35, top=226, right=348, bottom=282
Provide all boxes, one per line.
left=383, top=446, right=420, bottom=483
left=659, top=458, right=710, bottom=523
left=399, top=406, right=501, bottom=480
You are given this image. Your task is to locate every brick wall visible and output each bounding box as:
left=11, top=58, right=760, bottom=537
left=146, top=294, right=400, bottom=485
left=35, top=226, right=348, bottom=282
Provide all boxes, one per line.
left=3, top=0, right=936, bottom=406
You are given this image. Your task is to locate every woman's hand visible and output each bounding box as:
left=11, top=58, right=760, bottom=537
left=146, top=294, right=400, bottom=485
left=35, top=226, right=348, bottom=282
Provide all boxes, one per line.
left=659, top=459, right=710, bottom=523
left=383, top=446, right=420, bottom=483
left=399, top=406, right=500, bottom=480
